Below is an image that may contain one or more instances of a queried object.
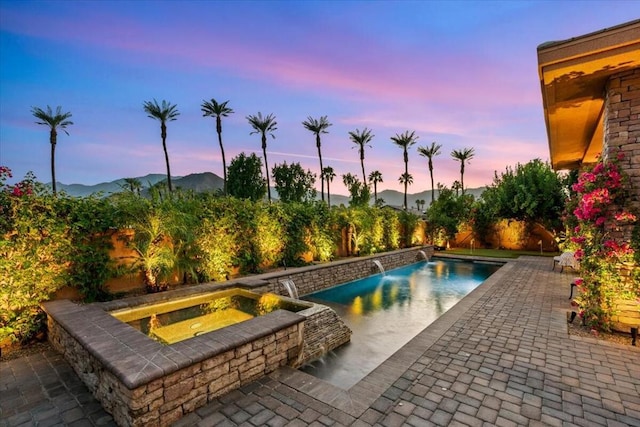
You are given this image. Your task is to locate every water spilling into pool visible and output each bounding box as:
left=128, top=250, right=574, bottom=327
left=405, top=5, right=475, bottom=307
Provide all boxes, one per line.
left=302, top=258, right=501, bottom=389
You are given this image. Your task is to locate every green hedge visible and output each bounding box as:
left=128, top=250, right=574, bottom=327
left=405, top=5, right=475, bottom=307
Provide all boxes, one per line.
left=0, top=173, right=421, bottom=344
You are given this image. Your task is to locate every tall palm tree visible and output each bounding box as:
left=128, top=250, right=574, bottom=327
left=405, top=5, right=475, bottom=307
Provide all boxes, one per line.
left=451, top=147, right=475, bottom=195
left=391, top=130, right=419, bottom=210
left=202, top=98, right=234, bottom=195
left=348, top=128, right=374, bottom=185
left=322, top=166, right=336, bottom=207
left=302, top=116, right=332, bottom=203
left=143, top=99, right=180, bottom=192
left=417, top=142, right=442, bottom=205
left=368, top=170, right=383, bottom=205
left=247, top=112, right=277, bottom=202
left=31, top=105, right=73, bottom=195
left=399, top=173, right=414, bottom=210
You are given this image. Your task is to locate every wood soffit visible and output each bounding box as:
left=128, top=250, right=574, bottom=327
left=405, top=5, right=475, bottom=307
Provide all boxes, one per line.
left=537, top=19, right=640, bottom=170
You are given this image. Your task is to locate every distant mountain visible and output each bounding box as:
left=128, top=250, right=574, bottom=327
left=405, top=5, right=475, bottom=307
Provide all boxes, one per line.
left=378, top=187, right=486, bottom=209
left=56, top=173, right=223, bottom=197
left=54, top=173, right=485, bottom=203
left=57, top=174, right=169, bottom=197
left=172, top=172, right=224, bottom=193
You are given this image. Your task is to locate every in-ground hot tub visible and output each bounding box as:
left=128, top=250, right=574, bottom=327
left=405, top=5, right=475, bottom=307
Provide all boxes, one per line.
left=43, top=287, right=350, bottom=427
left=110, top=289, right=308, bottom=345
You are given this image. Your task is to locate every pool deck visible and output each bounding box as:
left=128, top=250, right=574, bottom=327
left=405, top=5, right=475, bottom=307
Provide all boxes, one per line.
left=2, top=256, right=639, bottom=426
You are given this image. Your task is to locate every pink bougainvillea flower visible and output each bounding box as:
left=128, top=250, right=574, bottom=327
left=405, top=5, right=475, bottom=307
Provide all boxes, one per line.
left=571, top=236, right=586, bottom=244
left=614, top=211, right=637, bottom=223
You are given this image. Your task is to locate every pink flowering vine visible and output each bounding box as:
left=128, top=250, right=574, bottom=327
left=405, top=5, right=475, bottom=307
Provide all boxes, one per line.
left=563, top=150, right=639, bottom=331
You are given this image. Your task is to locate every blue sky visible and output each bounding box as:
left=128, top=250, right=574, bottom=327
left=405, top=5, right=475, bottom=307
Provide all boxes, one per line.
left=0, top=0, right=637, bottom=194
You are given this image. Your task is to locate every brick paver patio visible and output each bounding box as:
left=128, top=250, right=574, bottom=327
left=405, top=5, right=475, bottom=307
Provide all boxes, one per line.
left=2, top=256, right=639, bottom=426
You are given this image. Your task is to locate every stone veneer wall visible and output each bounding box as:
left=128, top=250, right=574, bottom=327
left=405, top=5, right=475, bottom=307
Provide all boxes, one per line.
left=293, top=305, right=352, bottom=368
left=243, top=246, right=435, bottom=296
left=604, top=68, right=640, bottom=242
left=45, top=302, right=303, bottom=427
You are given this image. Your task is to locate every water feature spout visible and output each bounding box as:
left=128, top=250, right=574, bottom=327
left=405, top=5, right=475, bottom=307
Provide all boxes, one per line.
left=280, top=279, right=299, bottom=299
left=417, top=250, right=429, bottom=261
left=372, top=260, right=386, bottom=275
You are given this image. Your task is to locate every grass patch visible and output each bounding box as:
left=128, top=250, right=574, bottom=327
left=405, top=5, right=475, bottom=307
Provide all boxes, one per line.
left=442, top=248, right=559, bottom=259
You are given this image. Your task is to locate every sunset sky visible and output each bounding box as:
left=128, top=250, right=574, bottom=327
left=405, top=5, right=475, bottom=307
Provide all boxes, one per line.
left=0, top=1, right=637, bottom=195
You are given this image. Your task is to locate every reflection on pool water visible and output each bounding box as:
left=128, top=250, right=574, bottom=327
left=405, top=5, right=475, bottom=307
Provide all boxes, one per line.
left=110, top=289, right=308, bottom=345
left=302, top=258, right=501, bottom=389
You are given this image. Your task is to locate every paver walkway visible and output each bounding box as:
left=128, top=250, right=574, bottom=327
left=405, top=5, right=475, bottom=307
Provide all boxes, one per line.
left=1, top=257, right=639, bottom=426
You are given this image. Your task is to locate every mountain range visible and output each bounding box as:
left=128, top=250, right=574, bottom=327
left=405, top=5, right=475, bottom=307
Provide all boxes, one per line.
left=55, top=173, right=486, bottom=208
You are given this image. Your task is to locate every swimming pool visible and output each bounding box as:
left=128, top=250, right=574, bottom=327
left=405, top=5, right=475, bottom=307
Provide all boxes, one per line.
left=301, top=258, right=502, bottom=389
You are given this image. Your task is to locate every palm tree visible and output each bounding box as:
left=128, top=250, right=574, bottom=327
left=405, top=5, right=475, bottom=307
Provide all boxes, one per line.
left=348, top=128, right=374, bottom=185
left=368, top=170, right=383, bottom=205
left=302, top=116, right=332, bottom=203
left=202, top=98, right=234, bottom=195
left=322, top=166, right=336, bottom=207
left=451, top=147, right=475, bottom=195
left=123, top=177, right=142, bottom=195
left=417, top=142, right=442, bottom=205
left=399, top=173, right=414, bottom=187
left=247, top=112, right=277, bottom=202
left=391, top=130, right=419, bottom=210
left=31, top=105, right=73, bottom=195
left=452, top=180, right=462, bottom=197
left=143, top=99, right=180, bottom=192
left=342, top=172, right=357, bottom=188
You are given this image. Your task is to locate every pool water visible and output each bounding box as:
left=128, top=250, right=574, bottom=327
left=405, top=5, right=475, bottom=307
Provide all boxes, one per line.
left=301, top=258, right=501, bottom=389
left=111, top=290, right=307, bottom=344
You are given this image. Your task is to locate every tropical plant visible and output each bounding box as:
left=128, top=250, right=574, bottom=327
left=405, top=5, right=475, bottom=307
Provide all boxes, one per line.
left=272, top=162, right=317, bottom=203
left=369, top=170, right=383, bottom=205
left=121, top=207, right=176, bottom=292
left=0, top=173, right=70, bottom=342
left=202, top=98, right=234, bottom=195
left=227, top=153, right=267, bottom=201
left=247, top=112, right=277, bottom=202
left=143, top=99, right=180, bottom=192
left=481, top=158, right=565, bottom=231
left=342, top=173, right=370, bottom=207
left=426, top=184, right=472, bottom=244
left=322, top=166, right=336, bottom=207
left=31, top=105, right=73, bottom=195
left=348, top=128, right=374, bottom=185
left=302, top=116, right=332, bottom=202
left=451, top=147, right=475, bottom=195
left=391, top=130, right=419, bottom=210
left=417, top=142, right=442, bottom=205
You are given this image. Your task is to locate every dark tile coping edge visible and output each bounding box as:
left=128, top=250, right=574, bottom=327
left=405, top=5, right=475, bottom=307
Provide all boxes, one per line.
left=272, top=259, right=518, bottom=418
left=42, top=299, right=304, bottom=390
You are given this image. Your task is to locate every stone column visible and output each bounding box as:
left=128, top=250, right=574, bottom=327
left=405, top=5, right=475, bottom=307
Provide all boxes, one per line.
left=603, top=68, right=640, bottom=242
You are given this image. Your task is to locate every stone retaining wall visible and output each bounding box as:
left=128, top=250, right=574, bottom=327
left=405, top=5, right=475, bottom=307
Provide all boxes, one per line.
left=45, top=301, right=303, bottom=427
left=238, top=246, right=434, bottom=296
left=293, top=304, right=352, bottom=368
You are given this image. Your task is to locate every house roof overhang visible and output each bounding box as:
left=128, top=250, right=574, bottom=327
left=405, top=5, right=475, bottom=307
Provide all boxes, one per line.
left=537, top=20, right=640, bottom=171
